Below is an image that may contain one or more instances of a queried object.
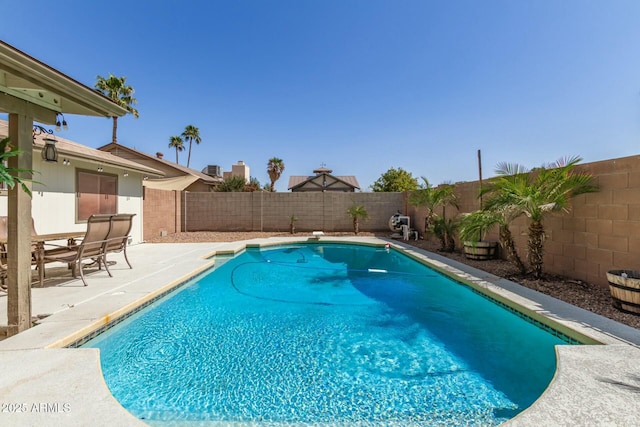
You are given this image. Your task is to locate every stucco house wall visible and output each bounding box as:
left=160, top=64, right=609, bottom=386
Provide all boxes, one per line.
left=0, top=120, right=161, bottom=245
left=0, top=158, right=146, bottom=244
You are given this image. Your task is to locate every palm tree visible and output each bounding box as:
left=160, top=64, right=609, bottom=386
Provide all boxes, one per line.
left=181, top=125, right=201, bottom=168
left=492, top=157, right=597, bottom=279
left=168, top=136, right=185, bottom=164
left=267, top=157, right=285, bottom=192
left=459, top=207, right=527, bottom=274
left=346, top=205, right=369, bottom=235
left=95, top=74, right=139, bottom=144
left=408, top=178, right=458, bottom=238
left=433, top=216, right=459, bottom=252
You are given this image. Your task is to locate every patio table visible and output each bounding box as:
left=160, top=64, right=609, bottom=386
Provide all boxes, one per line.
left=0, top=231, right=86, bottom=287
left=34, top=232, right=86, bottom=287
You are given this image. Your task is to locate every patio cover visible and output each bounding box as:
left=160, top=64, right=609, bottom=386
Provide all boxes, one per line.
left=0, top=40, right=127, bottom=336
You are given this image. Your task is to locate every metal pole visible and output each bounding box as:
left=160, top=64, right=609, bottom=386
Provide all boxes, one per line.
left=478, top=149, right=483, bottom=209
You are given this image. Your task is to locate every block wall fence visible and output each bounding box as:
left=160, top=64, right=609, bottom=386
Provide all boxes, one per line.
left=143, top=154, right=640, bottom=287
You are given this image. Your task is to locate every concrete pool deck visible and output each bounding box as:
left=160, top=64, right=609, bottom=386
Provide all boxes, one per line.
left=0, top=237, right=639, bottom=426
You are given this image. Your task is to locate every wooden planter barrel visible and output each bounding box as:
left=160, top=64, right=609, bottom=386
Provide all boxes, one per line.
left=606, top=270, right=640, bottom=316
left=463, top=241, right=498, bottom=261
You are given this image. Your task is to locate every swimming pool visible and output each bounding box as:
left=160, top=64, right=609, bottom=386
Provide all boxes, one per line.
left=83, top=243, right=569, bottom=425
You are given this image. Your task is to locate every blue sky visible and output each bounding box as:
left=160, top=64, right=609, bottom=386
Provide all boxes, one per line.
left=2, top=1, right=640, bottom=191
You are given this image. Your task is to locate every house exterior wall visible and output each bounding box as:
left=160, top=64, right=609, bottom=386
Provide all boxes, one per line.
left=0, top=158, right=145, bottom=244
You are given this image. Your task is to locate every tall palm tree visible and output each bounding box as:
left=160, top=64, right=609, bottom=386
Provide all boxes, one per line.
left=181, top=125, right=201, bottom=168
left=267, top=157, right=285, bottom=192
left=168, top=136, right=185, bottom=164
left=408, top=177, right=458, bottom=238
left=95, top=74, right=139, bottom=144
left=492, top=157, right=597, bottom=279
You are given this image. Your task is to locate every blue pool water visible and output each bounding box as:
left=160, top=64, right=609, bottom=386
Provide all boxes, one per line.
left=83, top=243, right=568, bottom=425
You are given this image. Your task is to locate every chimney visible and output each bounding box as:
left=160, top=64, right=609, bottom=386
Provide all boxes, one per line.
left=156, top=152, right=164, bottom=159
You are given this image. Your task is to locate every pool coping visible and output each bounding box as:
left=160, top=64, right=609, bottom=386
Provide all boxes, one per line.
left=1, top=237, right=639, bottom=426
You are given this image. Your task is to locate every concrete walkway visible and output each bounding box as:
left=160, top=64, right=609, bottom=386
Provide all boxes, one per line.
left=0, top=237, right=639, bottom=426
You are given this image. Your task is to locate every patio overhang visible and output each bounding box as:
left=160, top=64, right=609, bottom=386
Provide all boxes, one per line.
left=0, top=40, right=128, bottom=337
left=0, top=40, right=127, bottom=122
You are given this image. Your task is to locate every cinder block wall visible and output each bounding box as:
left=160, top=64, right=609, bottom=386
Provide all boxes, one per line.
left=498, top=157, right=640, bottom=287
left=182, top=191, right=406, bottom=232
left=408, top=155, right=640, bottom=288
left=143, top=154, right=640, bottom=288
left=142, top=188, right=181, bottom=240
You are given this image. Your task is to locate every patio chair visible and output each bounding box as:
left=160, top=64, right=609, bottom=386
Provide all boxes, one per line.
left=0, top=249, right=6, bottom=291
left=104, top=213, right=136, bottom=269
left=41, top=214, right=113, bottom=286
left=0, top=216, right=45, bottom=270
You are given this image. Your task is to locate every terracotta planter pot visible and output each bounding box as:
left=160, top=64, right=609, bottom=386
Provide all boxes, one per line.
left=463, top=241, right=498, bottom=261
left=606, top=270, right=640, bottom=316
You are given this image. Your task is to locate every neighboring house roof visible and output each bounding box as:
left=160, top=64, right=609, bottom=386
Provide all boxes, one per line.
left=288, top=168, right=360, bottom=192
left=98, top=142, right=221, bottom=190
left=0, top=120, right=163, bottom=176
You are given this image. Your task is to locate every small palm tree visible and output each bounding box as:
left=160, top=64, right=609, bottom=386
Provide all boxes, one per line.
left=289, top=215, right=298, bottom=234
left=346, top=205, right=369, bottom=235
left=181, top=125, right=202, bottom=168
left=492, top=157, right=597, bottom=279
left=267, top=157, right=285, bottom=192
left=433, top=216, right=459, bottom=252
left=95, top=74, right=139, bottom=144
left=168, top=136, right=185, bottom=164
left=408, top=178, right=458, bottom=238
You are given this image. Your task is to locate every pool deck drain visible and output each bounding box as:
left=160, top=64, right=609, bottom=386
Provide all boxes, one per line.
left=0, top=237, right=639, bottom=426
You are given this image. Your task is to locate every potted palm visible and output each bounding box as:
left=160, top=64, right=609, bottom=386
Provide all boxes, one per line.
left=458, top=211, right=499, bottom=260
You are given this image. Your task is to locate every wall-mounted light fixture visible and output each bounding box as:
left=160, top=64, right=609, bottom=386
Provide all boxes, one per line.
left=123, top=170, right=129, bottom=177
left=62, top=158, right=71, bottom=166
left=33, top=125, right=58, bottom=162
left=41, top=137, right=58, bottom=162
left=97, top=166, right=104, bottom=172
left=55, top=113, right=68, bottom=132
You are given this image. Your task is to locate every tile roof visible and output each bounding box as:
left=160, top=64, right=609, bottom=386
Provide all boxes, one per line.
left=0, top=120, right=163, bottom=176
left=98, top=142, right=220, bottom=184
